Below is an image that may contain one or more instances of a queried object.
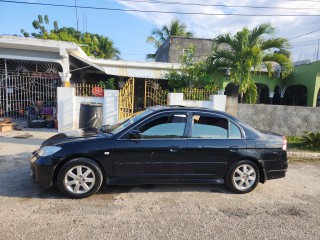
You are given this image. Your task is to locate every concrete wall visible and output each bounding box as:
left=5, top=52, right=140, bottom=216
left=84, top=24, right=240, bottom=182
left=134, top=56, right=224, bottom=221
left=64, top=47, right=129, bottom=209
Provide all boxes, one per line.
left=155, top=37, right=213, bottom=63
left=57, top=88, right=119, bottom=132
left=225, top=96, right=238, bottom=117
left=238, top=104, right=320, bottom=136
left=168, top=93, right=226, bottom=112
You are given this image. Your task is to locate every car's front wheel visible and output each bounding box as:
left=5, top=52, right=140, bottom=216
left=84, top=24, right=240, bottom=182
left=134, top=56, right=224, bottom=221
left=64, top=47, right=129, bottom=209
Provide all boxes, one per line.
left=57, top=158, right=103, bottom=199
left=225, top=160, right=260, bottom=194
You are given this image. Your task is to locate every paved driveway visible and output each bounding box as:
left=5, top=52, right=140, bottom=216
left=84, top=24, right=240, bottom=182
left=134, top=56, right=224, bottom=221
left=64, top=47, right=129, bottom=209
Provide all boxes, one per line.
left=0, top=129, right=319, bottom=239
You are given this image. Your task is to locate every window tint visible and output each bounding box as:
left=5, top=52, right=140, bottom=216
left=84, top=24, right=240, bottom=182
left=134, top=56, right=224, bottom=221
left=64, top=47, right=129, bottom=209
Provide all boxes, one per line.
left=191, top=115, right=228, bottom=139
left=229, top=122, right=242, bottom=138
left=137, top=114, right=187, bottom=139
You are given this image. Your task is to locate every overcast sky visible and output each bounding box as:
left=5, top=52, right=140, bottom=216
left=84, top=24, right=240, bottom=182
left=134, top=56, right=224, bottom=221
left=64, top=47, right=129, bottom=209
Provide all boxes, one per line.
left=0, top=0, right=319, bottom=62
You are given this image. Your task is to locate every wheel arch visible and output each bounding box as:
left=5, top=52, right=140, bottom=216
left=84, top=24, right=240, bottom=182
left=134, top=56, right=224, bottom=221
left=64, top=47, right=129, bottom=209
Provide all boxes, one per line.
left=228, top=156, right=267, bottom=184
left=52, top=155, right=105, bottom=185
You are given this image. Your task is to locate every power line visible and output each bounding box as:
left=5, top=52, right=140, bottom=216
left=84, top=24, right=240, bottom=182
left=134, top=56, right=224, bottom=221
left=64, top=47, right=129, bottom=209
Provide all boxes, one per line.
left=290, top=28, right=320, bottom=39
left=117, top=0, right=320, bottom=11
left=1, top=0, right=320, bottom=17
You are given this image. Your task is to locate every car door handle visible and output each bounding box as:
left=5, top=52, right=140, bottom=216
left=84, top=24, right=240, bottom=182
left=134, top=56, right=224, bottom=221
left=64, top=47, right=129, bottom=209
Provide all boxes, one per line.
left=170, top=147, right=179, bottom=153
left=229, top=146, right=239, bottom=152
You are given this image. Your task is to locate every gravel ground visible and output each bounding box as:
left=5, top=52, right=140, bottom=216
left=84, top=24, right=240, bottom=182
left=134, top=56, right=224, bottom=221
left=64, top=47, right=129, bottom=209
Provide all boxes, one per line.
left=0, top=129, right=319, bottom=239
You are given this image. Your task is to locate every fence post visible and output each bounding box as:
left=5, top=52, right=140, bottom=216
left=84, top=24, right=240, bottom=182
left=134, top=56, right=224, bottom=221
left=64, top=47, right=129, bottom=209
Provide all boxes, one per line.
left=103, top=90, right=119, bottom=125
left=210, top=95, right=227, bottom=112
left=168, top=93, right=184, bottom=106
left=57, top=87, right=75, bottom=132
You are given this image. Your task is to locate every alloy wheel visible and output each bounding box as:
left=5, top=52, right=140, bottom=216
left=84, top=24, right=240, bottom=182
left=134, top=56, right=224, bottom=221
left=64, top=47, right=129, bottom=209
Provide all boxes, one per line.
left=232, top=164, right=256, bottom=190
left=64, top=165, right=96, bottom=194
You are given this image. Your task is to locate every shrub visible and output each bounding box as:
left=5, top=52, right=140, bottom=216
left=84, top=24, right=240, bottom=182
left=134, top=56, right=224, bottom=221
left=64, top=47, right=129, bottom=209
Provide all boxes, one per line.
left=301, top=132, right=320, bottom=149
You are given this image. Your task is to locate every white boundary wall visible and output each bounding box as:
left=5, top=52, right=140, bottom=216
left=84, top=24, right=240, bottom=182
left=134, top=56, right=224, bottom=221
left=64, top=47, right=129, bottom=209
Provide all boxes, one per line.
left=57, top=87, right=119, bottom=132
left=167, top=93, right=226, bottom=112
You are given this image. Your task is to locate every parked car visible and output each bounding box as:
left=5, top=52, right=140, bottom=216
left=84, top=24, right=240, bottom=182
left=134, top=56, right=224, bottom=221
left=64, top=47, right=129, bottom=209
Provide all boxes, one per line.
left=30, top=106, right=288, bottom=198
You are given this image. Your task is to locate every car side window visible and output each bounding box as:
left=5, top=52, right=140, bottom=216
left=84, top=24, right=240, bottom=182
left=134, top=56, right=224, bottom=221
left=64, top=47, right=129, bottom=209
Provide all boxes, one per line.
left=229, top=122, right=242, bottom=138
left=137, top=114, right=187, bottom=139
left=191, top=115, right=228, bottom=139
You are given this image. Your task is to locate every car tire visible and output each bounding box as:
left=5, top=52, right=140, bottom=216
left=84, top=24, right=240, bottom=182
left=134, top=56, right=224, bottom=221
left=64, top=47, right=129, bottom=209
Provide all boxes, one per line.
left=57, top=158, right=103, bottom=199
left=27, top=120, right=46, bottom=128
left=225, top=160, right=260, bottom=194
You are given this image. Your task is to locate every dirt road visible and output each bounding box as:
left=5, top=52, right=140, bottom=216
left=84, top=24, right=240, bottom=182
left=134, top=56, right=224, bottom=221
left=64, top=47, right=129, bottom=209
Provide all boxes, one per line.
left=0, top=130, right=319, bottom=239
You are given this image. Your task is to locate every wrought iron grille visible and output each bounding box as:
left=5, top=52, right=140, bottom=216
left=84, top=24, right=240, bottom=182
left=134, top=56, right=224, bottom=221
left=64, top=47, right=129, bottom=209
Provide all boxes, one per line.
left=144, top=79, right=168, bottom=108
left=74, top=83, right=104, bottom=96
left=0, top=59, right=62, bottom=120
left=119, top=78, right=134, bottom=120
left=182, top=88, right=216, bottom=101
left=0, top=74, right=61, bottom=119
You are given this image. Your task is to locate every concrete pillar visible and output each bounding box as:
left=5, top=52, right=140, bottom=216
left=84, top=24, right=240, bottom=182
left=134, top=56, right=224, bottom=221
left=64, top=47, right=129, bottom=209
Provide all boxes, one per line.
left=57, top=87, right=75, bottom=132
left=103, top=90, right=119, bottom=125
left=210, top=95, right=227, bottom=112
left=269, top=91, right=275, bottom=104
left=168, top=93, right=184, bottom=105
left=218, top=89, right=225, bottom=95
left=59, top=72, right=72, bottom=87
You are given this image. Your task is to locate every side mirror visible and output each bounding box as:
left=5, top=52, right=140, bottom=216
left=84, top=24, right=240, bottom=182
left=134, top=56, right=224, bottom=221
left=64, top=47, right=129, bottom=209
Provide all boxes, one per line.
left=129, top=130, right=141, bottom=140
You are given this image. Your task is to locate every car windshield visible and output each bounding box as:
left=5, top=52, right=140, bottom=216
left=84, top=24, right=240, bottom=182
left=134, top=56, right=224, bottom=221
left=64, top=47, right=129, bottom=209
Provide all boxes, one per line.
left=100, top=109, right=154, bottom=135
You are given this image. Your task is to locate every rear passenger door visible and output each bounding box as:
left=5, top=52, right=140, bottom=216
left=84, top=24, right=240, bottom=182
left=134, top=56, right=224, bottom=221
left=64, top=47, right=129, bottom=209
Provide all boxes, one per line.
left=185, top=112, right=247, bottom=179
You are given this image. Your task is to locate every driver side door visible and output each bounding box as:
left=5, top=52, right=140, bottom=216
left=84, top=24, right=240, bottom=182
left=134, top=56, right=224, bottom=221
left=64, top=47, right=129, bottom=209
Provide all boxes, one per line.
left=111, top=112, right=189, bottom=179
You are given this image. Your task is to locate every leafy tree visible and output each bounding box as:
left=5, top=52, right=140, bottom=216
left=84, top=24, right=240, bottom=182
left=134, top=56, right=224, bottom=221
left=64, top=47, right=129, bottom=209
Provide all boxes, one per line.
left=146, top=19, right=193, bottom=60
left=209, top=23, right=293, bottom=103
left=99, top=78, right=115, bottom=90
left=21, top=15, right=120, bottom=59
left=165, top=45, right=218, bottom=92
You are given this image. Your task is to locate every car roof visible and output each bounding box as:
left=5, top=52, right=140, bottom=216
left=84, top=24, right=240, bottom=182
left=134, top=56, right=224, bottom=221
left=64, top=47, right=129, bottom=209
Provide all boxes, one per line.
left=147, top=105, right=262, bottom=138
left=148, top=105, right=234, bottom=118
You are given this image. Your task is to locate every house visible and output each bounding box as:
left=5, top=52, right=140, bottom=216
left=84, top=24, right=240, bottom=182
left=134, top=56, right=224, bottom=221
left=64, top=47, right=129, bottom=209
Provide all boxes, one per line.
left=0, top=36, right=180, bottom=119
left=154, top=36, right=320, bottom=107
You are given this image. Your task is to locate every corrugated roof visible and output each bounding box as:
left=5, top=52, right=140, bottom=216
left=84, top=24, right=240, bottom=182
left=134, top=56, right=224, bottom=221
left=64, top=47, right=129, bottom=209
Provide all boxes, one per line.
left=100, top=66, right=168, bottom=79
left=71, top=54, right=180, bottom=79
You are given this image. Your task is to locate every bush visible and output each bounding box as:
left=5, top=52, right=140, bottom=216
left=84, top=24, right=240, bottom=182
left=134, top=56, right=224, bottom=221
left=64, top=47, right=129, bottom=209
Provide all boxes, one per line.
left=301, top=132, right=320, bottom=149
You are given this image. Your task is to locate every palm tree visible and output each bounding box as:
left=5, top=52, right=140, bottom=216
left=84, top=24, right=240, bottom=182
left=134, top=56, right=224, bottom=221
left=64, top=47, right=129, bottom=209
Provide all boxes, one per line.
left=210, top=23, right=293, bottom=103
left=146, top=19, right=193, bottom=60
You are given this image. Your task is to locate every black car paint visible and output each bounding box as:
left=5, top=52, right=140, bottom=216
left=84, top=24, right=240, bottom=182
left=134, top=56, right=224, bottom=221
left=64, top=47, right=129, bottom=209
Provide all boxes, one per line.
left=30, top=106, right=287, bottom=187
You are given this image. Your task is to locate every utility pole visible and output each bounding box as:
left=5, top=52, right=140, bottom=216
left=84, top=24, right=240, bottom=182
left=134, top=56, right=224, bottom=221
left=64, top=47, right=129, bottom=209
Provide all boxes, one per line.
left=75, top=0, right=79, bottom=38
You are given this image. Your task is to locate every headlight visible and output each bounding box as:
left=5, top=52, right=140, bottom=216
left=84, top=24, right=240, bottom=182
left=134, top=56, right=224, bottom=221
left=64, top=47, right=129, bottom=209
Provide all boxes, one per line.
left=38, top=146, right=61, bottom=157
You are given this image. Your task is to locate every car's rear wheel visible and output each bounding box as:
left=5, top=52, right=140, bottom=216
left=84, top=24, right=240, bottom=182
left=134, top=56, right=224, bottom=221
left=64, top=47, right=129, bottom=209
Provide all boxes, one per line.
left=225, top=160, right=260, bottom=194
left=57, top=158, right=103, bottom=199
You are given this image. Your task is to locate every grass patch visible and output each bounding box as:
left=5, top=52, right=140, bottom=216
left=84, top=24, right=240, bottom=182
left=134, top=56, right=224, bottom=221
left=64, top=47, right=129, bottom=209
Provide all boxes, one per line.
left=288, top=157, right=320, bottom=163
left=287, top=136, right=320, bottom=153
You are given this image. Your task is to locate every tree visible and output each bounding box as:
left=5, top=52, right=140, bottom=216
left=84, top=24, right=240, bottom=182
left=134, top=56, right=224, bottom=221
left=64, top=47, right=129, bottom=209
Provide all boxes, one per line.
left=209, top=23, right=293, bottom=103
left=21, top=15, right=120, bottom=59
left=165, top=45, right=218, bottom=92
left=146, top=19, right=193, bottom=60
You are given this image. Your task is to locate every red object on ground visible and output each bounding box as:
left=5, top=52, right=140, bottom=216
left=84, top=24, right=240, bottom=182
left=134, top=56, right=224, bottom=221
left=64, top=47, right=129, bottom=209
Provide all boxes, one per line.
left=92, top=87, right=104, bottom=97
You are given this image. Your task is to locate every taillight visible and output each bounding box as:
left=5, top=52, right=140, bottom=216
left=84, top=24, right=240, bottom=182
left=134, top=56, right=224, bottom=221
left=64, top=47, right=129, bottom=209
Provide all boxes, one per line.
left=282, top=136, right=287, bottom=151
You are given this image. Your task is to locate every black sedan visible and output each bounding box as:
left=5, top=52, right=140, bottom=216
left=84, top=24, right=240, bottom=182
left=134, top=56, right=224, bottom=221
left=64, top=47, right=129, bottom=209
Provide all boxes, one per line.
left=30, top=106, right=288, bottom=198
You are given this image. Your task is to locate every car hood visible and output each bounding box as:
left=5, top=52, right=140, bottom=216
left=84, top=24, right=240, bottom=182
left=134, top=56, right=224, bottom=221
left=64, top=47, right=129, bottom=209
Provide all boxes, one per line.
left=42, top=128, right=108, bottom=146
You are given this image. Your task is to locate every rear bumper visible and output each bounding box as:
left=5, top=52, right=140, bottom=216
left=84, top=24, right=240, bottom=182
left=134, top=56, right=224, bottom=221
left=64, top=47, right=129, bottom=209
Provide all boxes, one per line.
left=266, top=169, right=287, bottom=180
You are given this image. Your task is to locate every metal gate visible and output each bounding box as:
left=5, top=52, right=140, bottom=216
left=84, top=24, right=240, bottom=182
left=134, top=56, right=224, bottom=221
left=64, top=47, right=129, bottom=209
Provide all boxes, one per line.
left=0, top=59, right=62, bottom=120
left=144, top=79, right=167, bottom=108
left=0, top=74, right=61, bottom=120
left=118, top=78, right=168, bottom=120
left=118, top=77, right=135, bottom=120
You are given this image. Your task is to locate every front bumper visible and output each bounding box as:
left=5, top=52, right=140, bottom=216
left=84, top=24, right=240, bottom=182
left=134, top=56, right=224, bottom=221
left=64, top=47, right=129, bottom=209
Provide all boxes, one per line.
left=30, top=154, right=55, bottom=187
